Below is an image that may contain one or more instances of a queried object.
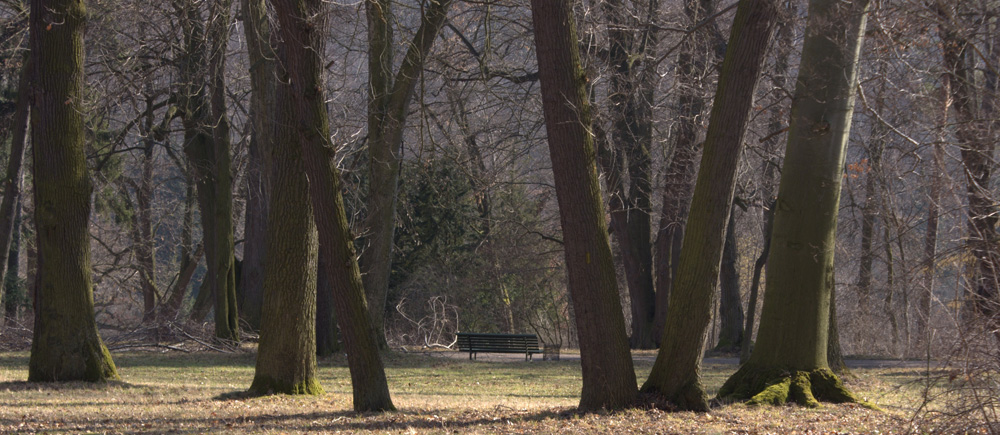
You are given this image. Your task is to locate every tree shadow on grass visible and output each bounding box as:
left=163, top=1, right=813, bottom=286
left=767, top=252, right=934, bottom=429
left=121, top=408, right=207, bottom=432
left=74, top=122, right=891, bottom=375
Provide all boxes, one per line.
left=0, top=379, right=139, bottom=391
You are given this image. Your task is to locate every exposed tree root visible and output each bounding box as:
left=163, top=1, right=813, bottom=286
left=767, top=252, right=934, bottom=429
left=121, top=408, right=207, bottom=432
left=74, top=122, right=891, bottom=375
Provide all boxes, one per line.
left=717, top=364, right=878, bottom=409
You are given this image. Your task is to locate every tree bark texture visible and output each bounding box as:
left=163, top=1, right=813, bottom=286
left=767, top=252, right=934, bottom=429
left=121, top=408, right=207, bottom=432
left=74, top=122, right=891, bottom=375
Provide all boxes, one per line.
left=249, top=58, right=321, bottom=395
left=641, top=0, right=777, bottom=411
left=237, top=0, right=276, bottom=331
left=936, top=3, right=1000, bottom=329
left=27, top=0, right=119, bottom=382
left=715, top=204, right=744, bottom=352
left=270, top=0, right=395, bottom=412
left=361, top=0, right=452, bottom=347
left=719, top=0, right=870, bottom=407
left=741, top=198, right=774, bottom=363
left=207, top=0, right=238, bottom=342
left=315, top=251, right=340, bottom=357
left=599, top=0, right=657, bottom=350
left=530, top=0, right=638, bottom=411
left=652, top=0, right=723, bottom=343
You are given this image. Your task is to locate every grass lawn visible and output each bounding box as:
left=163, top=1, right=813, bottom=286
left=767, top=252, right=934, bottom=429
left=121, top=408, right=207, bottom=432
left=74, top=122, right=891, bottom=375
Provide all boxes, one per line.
left=0, top=349, right=943, bottom=433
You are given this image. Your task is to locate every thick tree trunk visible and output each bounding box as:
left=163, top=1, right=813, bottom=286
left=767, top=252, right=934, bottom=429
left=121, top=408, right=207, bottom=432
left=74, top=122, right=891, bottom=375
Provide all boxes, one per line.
left=652, top=0, right=722, bottom=343
left=249, top=61, right=321, bottom=395
left=361, top=0, right=452, bottom=347
left=271, top=0, right=395, bottom=412
left=27, top=0, right=119, bottom=382
left=530, top=0, right=638, bottom=411
left=715, top=204, right=744, bottom=352
left=600, top=0, right=657, bottom=350
left=741, top=0, right=794, bottom=364
left=641, top=0, right=777, bottom=411
left=719, top=0, right=870, bottom=407
left=237, top=0, right=275, bottom=331
left=936, top=3, right=1000, bottom=330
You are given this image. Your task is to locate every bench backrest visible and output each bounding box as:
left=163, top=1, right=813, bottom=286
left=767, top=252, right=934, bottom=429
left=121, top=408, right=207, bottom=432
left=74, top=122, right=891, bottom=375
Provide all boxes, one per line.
left=456, top=332, right=540, bottom=352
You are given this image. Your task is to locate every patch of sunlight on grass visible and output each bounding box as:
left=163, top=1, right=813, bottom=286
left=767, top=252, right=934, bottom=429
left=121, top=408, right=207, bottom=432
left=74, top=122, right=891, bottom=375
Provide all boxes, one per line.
left=0, top=349, right=933, bottom=433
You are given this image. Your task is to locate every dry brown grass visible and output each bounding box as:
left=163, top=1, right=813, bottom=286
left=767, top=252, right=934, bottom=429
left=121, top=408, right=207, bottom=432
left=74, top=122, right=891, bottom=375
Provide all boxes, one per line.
left=0, top=350, right=949, bottom=434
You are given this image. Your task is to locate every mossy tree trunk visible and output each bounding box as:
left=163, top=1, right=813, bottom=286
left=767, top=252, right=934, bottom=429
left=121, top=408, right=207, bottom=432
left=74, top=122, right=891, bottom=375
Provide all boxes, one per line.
left=361, top=0, right=452, bottom=347
left=652, top=0, right=723, bottom=343
left=641, top=0, right=778, bottom=412
left=27, top=0, right=119, bottom=382
left=530, top=0, right=638, bottom=411
left=719, top=0, right=871, bottom=407
left=531, top=0, right=636, bottom=411
left=742, top=0, right=795, bottom=365
left=236, top=0, right=276, bottom=332
left=270, top=0, right=395, bottom=412
left=248, top=52, right=321, bottom=395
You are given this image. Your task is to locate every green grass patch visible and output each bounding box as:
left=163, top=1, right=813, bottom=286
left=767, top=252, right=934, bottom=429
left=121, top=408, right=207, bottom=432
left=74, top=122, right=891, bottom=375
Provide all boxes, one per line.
left=0, top=351, right=936, bottom=433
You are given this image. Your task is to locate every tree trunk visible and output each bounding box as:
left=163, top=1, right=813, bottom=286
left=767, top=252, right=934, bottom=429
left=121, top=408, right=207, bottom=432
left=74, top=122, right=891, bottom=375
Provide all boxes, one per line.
left=827, top=285, right=847, bottom=373
left=936, top=2, right=1000, bottom=331
left=741, top=198, right=774, bottom=363
left=361, top=0, right=452, bottom=348
left=741, top=0, right=794, bottom=364
left=136, top=97, right=158, bottom=323
left=719, top=0, right=871, bottom=407
left=237, top=0, right=275, bottom=331
left=917, top=89, right=946, bottom=349
left=530, top=0, right=638, bottom=411
left=177, top=0, right=215, bottom=325
left=3, top=199, right=21, bottom=323
left=0, top=53, right=29, bottom=316
left=315, top=250, right=340, bottom=357
left=207, top=0, right=238, bottom=342
left=249, top=56, right=321, bottom=394
left=160, top=170, right=199, bottom=321
left=715, top=203, right=744, bottom=353
left=641, top=0, right=777, bottom=411
left=271, top=0, right=395, bottom=412
left=599, top=0, right=657, bottom=350
left=27, top=0, right=119, bottom=382
left=652, top=0, right=723, bottom=343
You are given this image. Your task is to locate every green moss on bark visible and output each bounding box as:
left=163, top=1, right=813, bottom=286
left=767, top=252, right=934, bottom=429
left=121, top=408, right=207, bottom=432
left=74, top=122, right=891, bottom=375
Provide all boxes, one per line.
left=718, top=364, right=875, bottom=409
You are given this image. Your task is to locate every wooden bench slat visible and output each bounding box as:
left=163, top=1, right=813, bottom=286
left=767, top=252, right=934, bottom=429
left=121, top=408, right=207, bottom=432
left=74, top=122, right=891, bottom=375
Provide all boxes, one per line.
left=455, top=332, right=543, bottom=360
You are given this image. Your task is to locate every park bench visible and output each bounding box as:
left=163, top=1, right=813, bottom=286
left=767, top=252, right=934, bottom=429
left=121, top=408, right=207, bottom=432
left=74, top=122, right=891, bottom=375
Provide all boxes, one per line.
left=455, top=332, right=543, bottom=361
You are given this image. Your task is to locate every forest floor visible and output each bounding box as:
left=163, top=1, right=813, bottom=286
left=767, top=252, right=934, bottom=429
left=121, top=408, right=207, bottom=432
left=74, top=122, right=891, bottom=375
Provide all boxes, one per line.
left=0, top=349, right=975, bottom=434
